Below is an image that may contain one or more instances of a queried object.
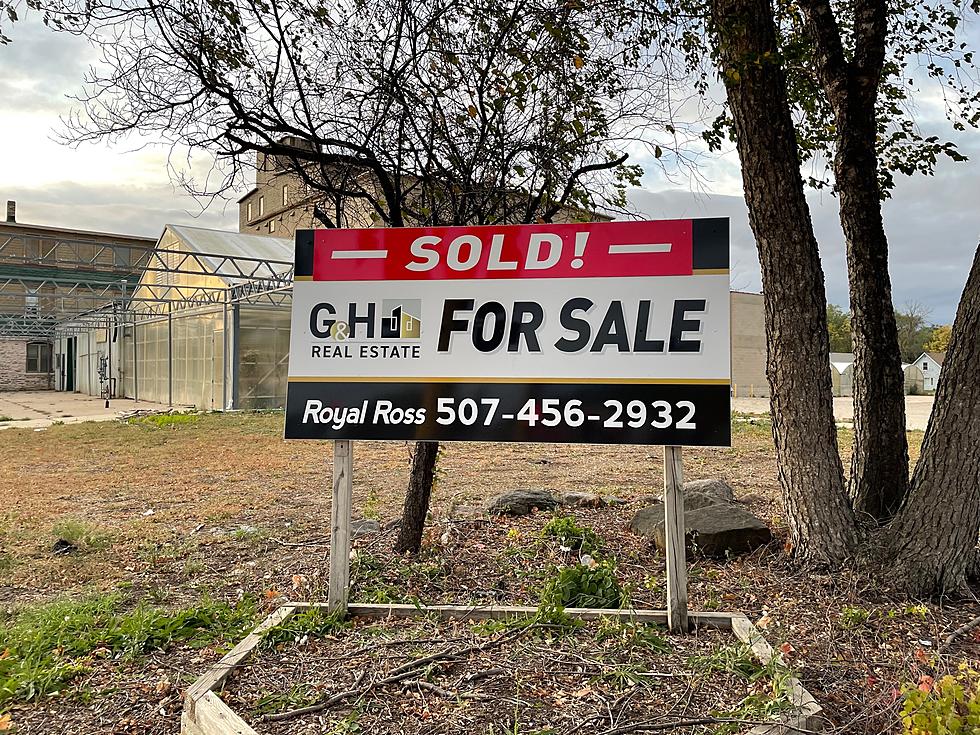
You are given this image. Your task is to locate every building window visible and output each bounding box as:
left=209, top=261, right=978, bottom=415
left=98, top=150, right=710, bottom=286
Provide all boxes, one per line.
left=26, top=342, right=52, bottom=374
left=269, top=219, right=277, bottom=233
left=282, top=184, right=288, bottom=206
left=259, top=196, right=265, bottom=217
left=246, top=202, right=253, bottom=221
left=922, top=362, right=928, bottom=370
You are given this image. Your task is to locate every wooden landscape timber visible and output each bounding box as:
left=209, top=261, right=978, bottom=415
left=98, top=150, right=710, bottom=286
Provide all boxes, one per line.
left=180, top=603, right=825, bottom=735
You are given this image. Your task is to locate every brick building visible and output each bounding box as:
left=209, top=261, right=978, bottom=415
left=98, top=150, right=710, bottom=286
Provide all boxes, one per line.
left=0, top=202, right=156, bottom=392
left=0, top=337, right=52, bottom=391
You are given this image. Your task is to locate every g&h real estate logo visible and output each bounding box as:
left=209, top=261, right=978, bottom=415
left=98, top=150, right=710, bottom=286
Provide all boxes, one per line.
left=310, top=299, right=422, bottom=341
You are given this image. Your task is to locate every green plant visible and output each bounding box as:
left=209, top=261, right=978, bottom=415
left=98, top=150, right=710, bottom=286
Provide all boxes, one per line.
left=51, top=519, right=111, bottom=552
left=0, top=594, right=256, bottom=708
left=128, top=413, right=201, bottom=428
left=900, top=667, right=980, bottom=735
left=362, top=488, right=381, bottom=520
left=252, top=684, right=319, bottom=715
left=595, top=618, right=671, bottom=653
left=0, top=416, right=13, bottom=422
left=840, top=606, right=872, bottom=629
left=541, top=515, right=601, bottom=555
left=231, top=525, right=266, bottom=544
left=0, top=553, right=14, bottom=574
left=262, top=608, right=348, bottom=649
left=540, top=560, right=625, bottom=610
left=688, top=642, right=778, bottom=682
left=591, top=663, right=656, bottom=689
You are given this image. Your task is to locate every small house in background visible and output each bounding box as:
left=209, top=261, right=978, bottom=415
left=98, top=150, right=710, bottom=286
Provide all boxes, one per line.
left=829, top=355, right=854, bottom=397
left=914, top=351, right=945, bottom=392
left=902, top=363, right=925, bottom=395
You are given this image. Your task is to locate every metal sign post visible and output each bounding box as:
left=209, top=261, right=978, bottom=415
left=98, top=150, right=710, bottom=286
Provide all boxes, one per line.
left=663, top=445, right=688, bottom=633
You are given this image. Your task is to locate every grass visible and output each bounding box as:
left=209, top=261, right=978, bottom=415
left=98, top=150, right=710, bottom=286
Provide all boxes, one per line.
left=127, top=413, right=201, bottom=428
left=261, top=607, right=348, bottom=649
left=0, top=593, right=257, bottom=711
left=51, top=519, right=111, bottom=552
left=0, top=416, right=13, bottom=423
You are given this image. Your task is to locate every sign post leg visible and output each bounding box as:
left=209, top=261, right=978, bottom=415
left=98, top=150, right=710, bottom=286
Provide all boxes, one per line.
left=663, top=445, right=689, bottom=634
left=327, top=440, right=353, bottom=615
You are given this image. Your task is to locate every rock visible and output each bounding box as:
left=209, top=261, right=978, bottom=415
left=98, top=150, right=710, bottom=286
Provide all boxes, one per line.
left=561, top=492, right=627, bottom=508
left=629, top=492, right=727, bottom=535
left=351, top=519, right=381, bottom=538
left=680, top=478, right=735, bottom=503
left=52, top=538, right=77, bottom=555
left=631, top=504, right=772, bottom=558
left=485, top=489, right=560, bottom=516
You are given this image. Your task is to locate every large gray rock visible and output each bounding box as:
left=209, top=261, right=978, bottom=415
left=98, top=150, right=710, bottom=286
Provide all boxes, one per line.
left=679, top=478, right=735, bottom=503
left=485, top=489, right=561, bottom=516
left=351, top=519, right=381, bottom=538
left=630, top=503, right=771, bottom=558
left=561, top=492, right=627, bottom=508
left=629, top=491, right=727, bottom=535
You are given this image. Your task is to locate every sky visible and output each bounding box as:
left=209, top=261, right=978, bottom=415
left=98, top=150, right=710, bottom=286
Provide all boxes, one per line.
left=1, top=15, right=978, bottom=324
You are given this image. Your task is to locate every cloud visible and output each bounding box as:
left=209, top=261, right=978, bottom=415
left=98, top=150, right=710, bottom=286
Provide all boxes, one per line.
left=5, top=182, right=238, bottom=237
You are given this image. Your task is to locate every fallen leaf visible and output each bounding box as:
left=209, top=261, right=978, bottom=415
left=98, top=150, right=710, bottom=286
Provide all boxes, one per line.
left=918, top=674, right=934, bottom=693
left=914, top=647, right=929, bottom=664
left=0, top=649, right=9, bottom=661
left=0, top=713, right=11, bottom=731
left=779, top=642, right=795, bottom=655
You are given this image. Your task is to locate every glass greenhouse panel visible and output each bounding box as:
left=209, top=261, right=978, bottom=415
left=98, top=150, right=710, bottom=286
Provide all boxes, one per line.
left=238, top=305, right=290, bottom=409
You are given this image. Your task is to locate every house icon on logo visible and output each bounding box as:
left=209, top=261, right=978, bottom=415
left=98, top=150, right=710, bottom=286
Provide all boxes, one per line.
left=381, top=300, right=422, bottom=339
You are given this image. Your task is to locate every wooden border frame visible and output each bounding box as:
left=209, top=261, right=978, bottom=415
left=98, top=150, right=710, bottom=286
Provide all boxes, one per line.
left=181, top=604, right=823, bottom=735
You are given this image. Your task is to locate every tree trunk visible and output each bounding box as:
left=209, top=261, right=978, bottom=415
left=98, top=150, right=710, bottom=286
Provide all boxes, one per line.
left=829, top=84, right=909, bottom=523
left=882, top=244, right=980, bottom=595
left=799, top=0, right=908, bottom=521
left=395, top=441, right=439, bottom=554
left=709, top=0, right=858, bottom=563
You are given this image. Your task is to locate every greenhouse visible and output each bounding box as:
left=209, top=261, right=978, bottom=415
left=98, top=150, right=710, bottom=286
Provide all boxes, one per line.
left=51, top=225, right=294, bottom=410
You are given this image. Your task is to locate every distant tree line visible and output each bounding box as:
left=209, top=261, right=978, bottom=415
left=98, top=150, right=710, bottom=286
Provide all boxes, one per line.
left=828, top=304, right=952, bottom=361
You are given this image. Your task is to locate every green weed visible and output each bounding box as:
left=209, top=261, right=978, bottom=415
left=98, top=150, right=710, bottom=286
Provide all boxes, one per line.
left=0, top=594, right=256, bottom=709
left=541, top=515, right=602, bottom=555
left=595, top=618, right=671, bottom=653
left=840, top=606, right=872, bottom=629
left=262, top=607, right=348, bottom=649
left=253, top=684, right=320, bottom=715
left=51, top=519, right=111, bottom=552
left=540, top=560, right=626, bottom=610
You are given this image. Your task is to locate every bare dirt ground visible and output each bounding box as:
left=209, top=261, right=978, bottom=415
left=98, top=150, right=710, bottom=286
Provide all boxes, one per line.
left=0, top=412, right=977, bottom=734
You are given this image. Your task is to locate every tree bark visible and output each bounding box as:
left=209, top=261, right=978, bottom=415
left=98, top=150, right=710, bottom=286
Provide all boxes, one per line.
left=835, top=111, right=910, bottom=522
left=709, top=0, right=858, bottom=563
left=883, top=244, right=980, bottom=595
left=395, top=441, right=439, bottom=554
left=800, top=0, right=910, bottom=521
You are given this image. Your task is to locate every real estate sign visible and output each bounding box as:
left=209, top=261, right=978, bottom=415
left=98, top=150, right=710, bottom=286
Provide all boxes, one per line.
left=284, top=219, right=731, bottom=445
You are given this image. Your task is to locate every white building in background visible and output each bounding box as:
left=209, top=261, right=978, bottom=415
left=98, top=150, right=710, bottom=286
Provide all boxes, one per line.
left=914, top=351, right=945, bottom=392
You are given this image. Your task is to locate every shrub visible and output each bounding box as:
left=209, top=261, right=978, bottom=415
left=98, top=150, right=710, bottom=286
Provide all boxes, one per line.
left=541, top=515, right=601, bottom=555
left=900, top=667, right=980, bottom=735
left=540, top=560, right=625, bottom=610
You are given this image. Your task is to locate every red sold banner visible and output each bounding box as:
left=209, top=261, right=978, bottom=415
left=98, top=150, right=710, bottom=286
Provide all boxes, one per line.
left=306, top=220, right=697, bottom=281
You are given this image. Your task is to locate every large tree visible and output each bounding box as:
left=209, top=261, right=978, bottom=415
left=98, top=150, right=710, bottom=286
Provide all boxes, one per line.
left=7, top=0, right=682, bottom=553
left=703, top=0, right=980, bottom=590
